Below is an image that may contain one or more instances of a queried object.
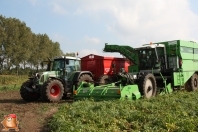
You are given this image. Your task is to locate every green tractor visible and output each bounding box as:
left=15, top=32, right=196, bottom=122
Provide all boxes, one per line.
left=73, top=40, right=198, bottom=100
left=20, top=56, right=94, bottom=102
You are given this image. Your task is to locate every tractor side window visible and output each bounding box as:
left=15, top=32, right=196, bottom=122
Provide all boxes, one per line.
left=66, top=59, right=76, bottom=72
left=156, top=47, right=165, bottom=64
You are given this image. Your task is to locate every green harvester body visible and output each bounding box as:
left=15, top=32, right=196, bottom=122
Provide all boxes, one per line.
left=74, top=40, right=198, bottom=100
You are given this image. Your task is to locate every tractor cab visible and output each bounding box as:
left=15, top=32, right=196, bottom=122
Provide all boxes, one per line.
left=136, top=43, right=167, bottom=73
left=51, top=56, right=81, bottom=77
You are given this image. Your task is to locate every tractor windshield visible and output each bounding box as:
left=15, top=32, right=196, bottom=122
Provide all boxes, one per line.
left=138, top=48, right=157, bottom=70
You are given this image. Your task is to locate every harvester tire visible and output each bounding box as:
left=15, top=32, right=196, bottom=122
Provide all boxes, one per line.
left=139, top=73, right=157, bottom=98
left=98, top=75, right=112, bottom=85
left=184, top=79, right=191, bottom=92
left=41, top=79, right=64, bottom=102
left=78, top=74, right=94, bottom=86
left=20, top=80, right=40, bottom=102
left=190, top=73, right=198, bottom=91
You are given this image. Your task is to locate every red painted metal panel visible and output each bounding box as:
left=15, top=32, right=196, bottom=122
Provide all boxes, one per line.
left=81, top=54, right=131, bottom=80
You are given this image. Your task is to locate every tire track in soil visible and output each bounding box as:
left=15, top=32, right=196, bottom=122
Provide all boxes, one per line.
left=0, top=90, right=67, bottom=132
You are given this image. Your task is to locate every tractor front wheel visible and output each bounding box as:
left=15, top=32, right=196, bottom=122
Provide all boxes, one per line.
left=139, top=73, right=157, bottom=98
left=41, top=79, right=64, bottom=102
left=20, top=80, right=40, bottom=102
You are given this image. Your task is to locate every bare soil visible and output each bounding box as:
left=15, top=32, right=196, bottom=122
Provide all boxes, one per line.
left=0, top=90, right=69, bottom=132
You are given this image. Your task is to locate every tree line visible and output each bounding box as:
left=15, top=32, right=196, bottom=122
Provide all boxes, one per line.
left=0, top=15, right=64, bottom=75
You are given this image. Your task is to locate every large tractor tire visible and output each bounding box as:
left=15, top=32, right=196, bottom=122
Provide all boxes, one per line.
left=190, top=73, right=198, bottom=91
left=77, top=74, right=94, bottom=86
left=41, top=79, right=64, bottom=102
left=20, top=80, right=40, bottom=102
left=98, top=75, right=112, bottom=85
left=139, top=73, right=157, bottom=98
left=184, top=79, right=191, bottom=92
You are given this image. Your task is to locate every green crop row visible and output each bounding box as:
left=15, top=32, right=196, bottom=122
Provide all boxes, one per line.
left=49, top=91, right=198, bottom=132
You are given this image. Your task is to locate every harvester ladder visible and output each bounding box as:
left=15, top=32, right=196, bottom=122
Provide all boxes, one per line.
left=177, top=71, right=184, bottom=87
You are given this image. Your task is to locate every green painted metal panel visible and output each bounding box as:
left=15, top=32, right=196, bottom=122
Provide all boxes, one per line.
left=179, top=40, right=194, bottom=48
left=74, top=82, right=141, bottom=100
left=182, top=60, right=194, bottom=71
left=173, top=71, right=194, bottom=86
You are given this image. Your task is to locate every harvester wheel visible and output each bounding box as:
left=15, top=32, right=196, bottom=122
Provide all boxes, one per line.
left=139, top=73, right=157, bottom=98
left=41, top=79, right=64, bottom=102
left=78, top=74, right=94, bottom=86
left=20, top=80, right=40, bottom=102
left=190, top=73, right=198, bottom=91
left=98, top=75, right=112, bottom=85
left=184, top=79, right=191, bottom=92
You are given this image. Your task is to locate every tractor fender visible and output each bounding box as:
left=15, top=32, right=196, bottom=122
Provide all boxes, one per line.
left=71, top=71, right=94, bottom=82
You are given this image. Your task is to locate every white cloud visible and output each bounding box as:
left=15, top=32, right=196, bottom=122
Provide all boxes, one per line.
left=66, top=0, right=198, bottom=46
left=49, top=2, right=67, bottom=16
left=46, top=0, right=198, bottom=54
left=84, top=36, right=100, bottom=45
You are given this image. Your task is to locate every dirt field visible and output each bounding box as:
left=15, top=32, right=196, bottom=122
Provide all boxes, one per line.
left=0, top=90, right=68, bottom=132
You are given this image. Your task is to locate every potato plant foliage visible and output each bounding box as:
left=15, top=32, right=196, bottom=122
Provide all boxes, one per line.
left=49, top=91, right=198, bottom=132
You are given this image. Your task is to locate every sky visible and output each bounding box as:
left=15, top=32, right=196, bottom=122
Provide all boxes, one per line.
left=1, top=0, right=198, bottom=58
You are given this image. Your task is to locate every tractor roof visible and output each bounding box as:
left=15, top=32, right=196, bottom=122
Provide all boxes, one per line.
left=54, top=56, right=81, bottom=60
left=135, top=43, right=165, bottom=50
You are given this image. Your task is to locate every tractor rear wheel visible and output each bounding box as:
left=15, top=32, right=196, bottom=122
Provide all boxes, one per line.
left=98, top=75, right=112, bottom=85
left=41, top=79, right=64, bottom=102
left=139, top=73, right=157, bottom=98
left=20, top=80, right=40, bottom=102
left=77, top=74, right=93, bottom=86
left=190, top=73, right=198, bottom=91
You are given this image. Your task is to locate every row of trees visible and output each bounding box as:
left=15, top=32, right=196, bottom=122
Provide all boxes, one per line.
left=0, top=15, right=64, bottom=74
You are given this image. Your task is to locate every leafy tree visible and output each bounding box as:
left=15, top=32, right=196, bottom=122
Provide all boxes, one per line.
left=0, top=15, right=64, bottom=74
